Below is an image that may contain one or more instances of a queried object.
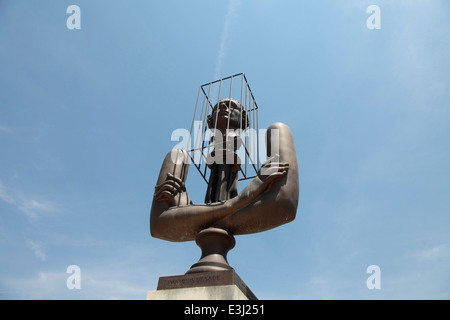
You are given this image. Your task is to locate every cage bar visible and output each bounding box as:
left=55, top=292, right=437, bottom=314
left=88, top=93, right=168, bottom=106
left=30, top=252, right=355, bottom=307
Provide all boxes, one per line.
left=187, top=73, right=260, bottom=184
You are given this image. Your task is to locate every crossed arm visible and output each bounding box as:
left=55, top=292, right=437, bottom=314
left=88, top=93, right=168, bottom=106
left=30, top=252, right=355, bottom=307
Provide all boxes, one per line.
left=150, top=122, right=299, bottom=242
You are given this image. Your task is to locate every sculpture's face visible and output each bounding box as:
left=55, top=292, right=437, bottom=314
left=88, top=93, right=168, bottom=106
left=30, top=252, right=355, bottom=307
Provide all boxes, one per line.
left=208, top=99, right=246, bottom=131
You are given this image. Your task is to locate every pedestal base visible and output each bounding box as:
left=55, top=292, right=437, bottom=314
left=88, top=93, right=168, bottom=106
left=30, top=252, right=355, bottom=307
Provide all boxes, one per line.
left=146, top=284, right=248, bottom=300
left=147, top=270, right=257, bottom=300
left=186, top=227, right=235, bottom=274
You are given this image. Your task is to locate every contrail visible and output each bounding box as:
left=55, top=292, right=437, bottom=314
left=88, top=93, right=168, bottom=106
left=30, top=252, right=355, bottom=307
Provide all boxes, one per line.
left=214, top=0, right=240, bottom=80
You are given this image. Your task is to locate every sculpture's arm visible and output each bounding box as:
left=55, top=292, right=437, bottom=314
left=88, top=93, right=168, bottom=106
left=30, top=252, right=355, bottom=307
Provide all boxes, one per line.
left=150, top=152, right=288, bottom=242
left=150, top=122, right=299, bottom=241
left=213, top=122, right=299, bottom=235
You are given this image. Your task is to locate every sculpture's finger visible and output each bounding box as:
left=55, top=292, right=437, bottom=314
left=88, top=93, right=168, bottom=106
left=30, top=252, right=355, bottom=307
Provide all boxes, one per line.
left=155, top=181, right=181, bottom=192
left=261, top=162, right=289, bottom=169
left=154, top=183, right=179, bottom=198
left=155, top=178, right=183, bottom=193
left=260, top=171, right=287, bottom=191
left=154, top=190, right=175, bottom=202
left=165, top=173, right=186, bottom=191
left=259, top=163, right=289, bottom=177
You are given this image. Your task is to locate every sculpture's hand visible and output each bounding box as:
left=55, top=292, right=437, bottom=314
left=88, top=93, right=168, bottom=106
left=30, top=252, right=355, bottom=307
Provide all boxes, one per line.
left=154, top=173, right=190, bottom=207
left=258, top=155, right=289, bottom=192
left=208, top=156, right=289, bottom=226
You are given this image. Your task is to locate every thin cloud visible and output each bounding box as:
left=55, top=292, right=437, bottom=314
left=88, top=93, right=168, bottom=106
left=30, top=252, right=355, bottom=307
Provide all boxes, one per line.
left=214, top=0, right=240, bottom=80
left=0, top=180, right=59, bottom=220
left=410, top=244, right=446, bottom=261
left=3, top=263, right=153, bottom=299
left=26, top=239, right=47, bottom=262
left=5, top=272, right=67, bottom=299
left=0, top=182, right=15, bottom=204
left=0, top=125, right=12, bottom=134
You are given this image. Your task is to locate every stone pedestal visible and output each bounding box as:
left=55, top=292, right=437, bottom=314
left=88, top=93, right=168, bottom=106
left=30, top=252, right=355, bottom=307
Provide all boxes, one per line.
left=146, top=284, right=248, bottom=300
left=146, top=270, right=257, bottom=300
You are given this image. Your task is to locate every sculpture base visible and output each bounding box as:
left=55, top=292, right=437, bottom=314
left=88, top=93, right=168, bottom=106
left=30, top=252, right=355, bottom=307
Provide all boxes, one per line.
left=147, top=270, right=257, bottom=300
left=146, top=284, right=249, bottom=300
left=186, top=227, right=235, bottom=274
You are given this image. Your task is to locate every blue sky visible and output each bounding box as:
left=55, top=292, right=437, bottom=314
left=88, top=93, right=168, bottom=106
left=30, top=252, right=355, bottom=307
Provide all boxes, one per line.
left=0, top=0, right=449, bottom=299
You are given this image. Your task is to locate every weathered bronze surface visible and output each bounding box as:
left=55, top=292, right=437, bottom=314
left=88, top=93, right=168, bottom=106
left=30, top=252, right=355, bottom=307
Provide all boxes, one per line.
left=150, top=97, right=299, bottom=274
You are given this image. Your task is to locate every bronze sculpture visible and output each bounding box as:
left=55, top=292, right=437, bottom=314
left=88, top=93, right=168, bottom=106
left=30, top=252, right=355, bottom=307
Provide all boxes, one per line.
left=150, top=76, right=299, bottom=275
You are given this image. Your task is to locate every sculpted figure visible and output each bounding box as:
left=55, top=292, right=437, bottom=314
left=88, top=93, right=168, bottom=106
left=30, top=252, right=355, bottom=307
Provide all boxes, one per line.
left=150, top=98, right=299, bottom=273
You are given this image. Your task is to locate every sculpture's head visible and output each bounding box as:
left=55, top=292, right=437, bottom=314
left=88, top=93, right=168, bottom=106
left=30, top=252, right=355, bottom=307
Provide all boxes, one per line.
left=207, top=98, right=249, bottom=132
